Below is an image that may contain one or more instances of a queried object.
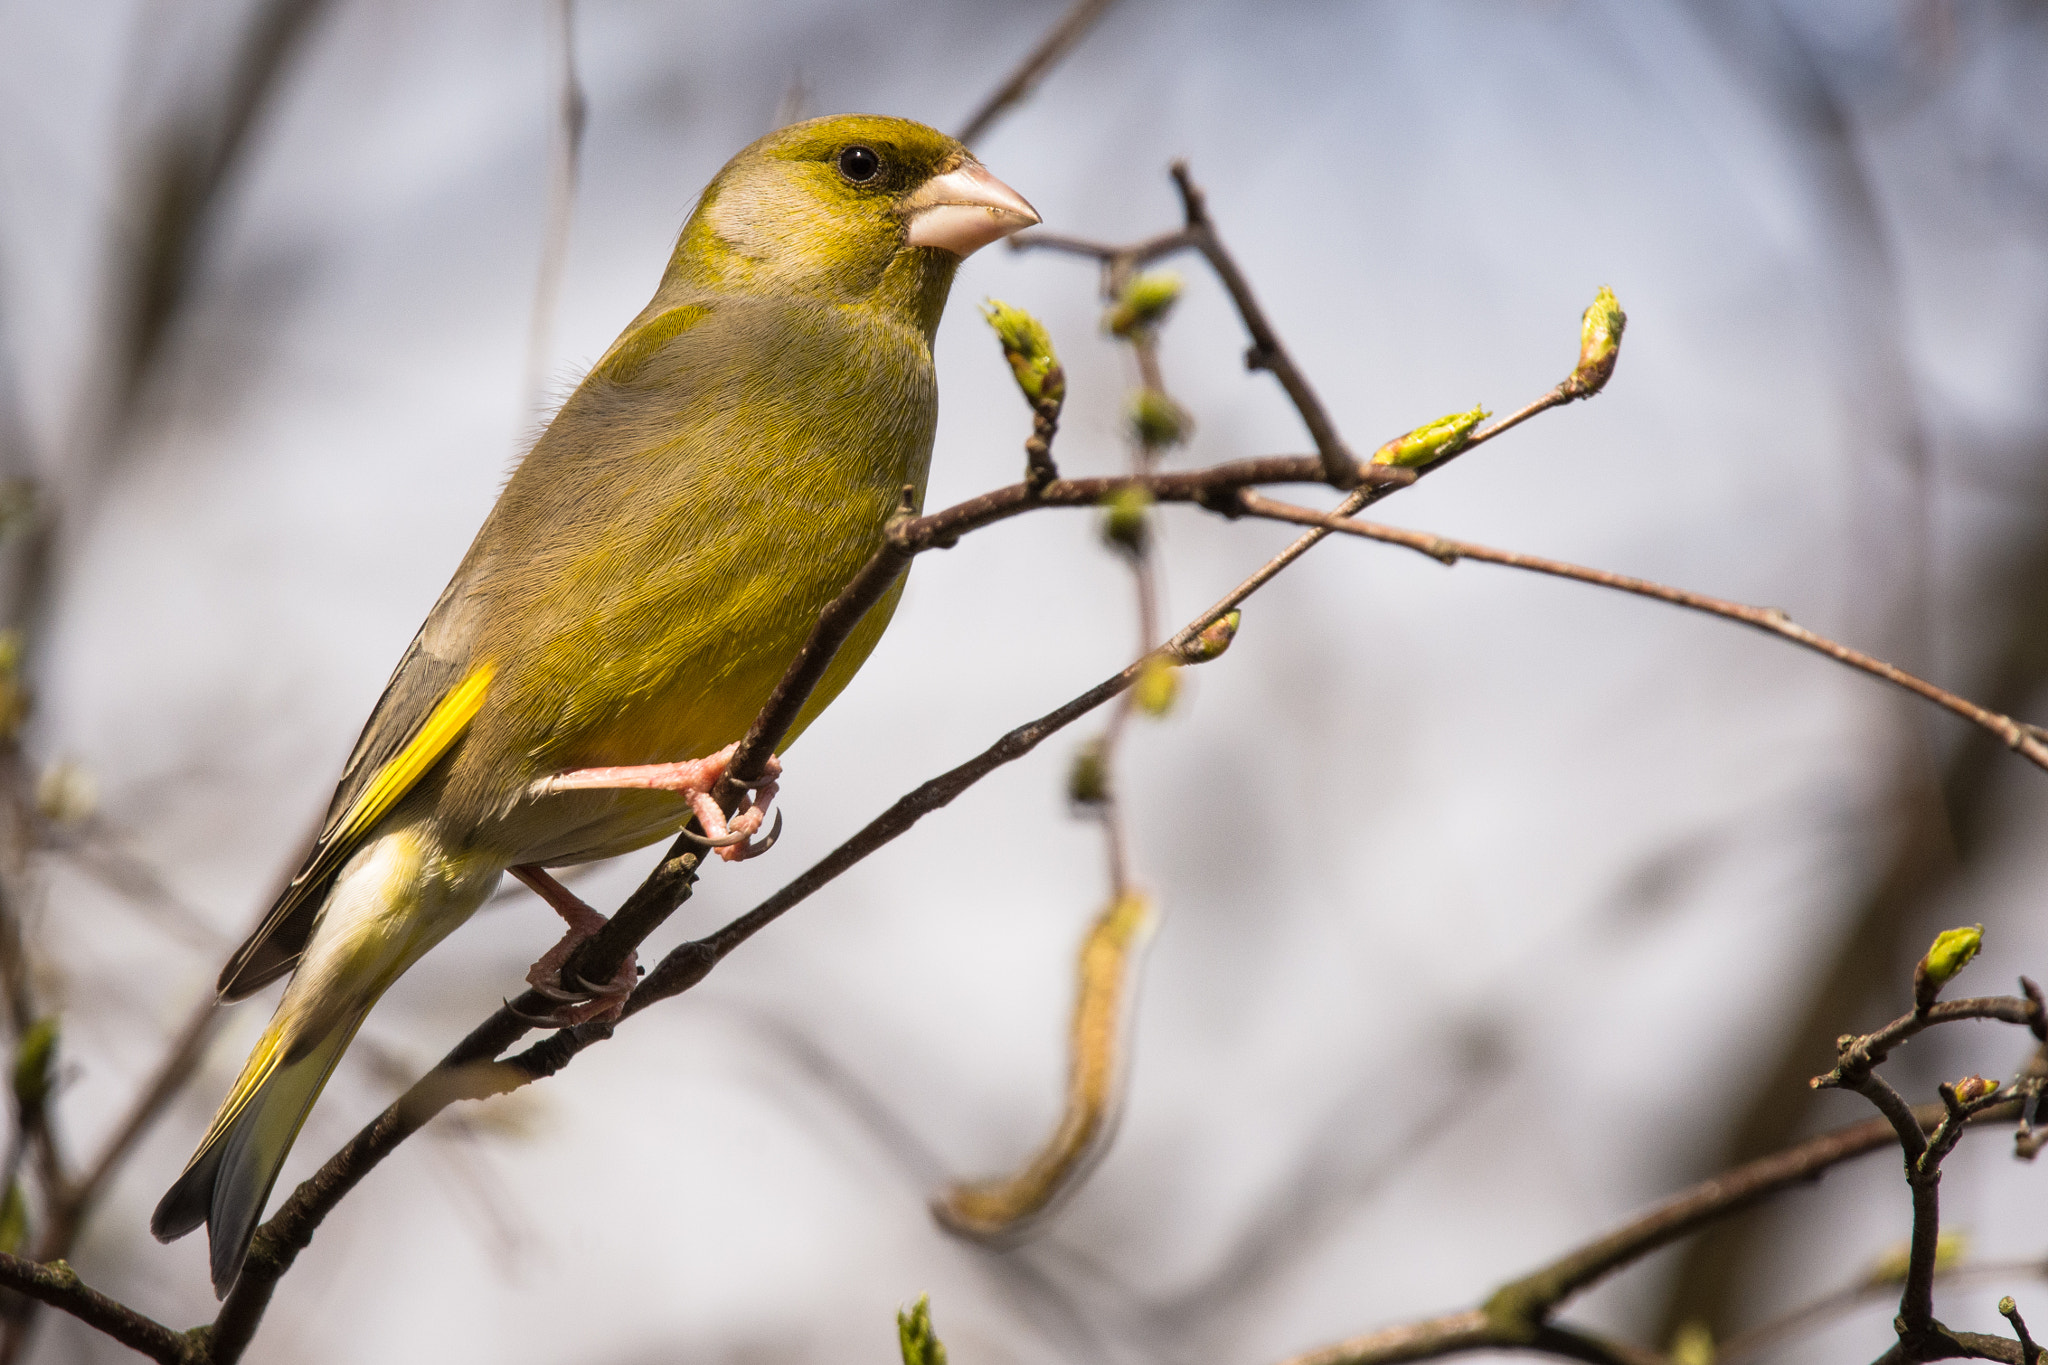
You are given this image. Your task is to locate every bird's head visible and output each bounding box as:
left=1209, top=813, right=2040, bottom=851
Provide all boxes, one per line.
left=666, top=114, right=1038, bottom=334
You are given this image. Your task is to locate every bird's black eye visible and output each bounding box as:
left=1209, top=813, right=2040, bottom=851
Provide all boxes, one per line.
left=837, top=145, right=881, bottom=183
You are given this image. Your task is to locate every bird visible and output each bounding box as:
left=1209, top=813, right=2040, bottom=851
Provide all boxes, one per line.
left=151, top=113, right=1038, bottom=1295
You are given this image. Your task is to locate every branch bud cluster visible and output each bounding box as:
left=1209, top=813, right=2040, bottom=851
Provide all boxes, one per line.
left=981, top=299, right=1066, bottom=409
left=1915, top=923, right=1984, bottom=1011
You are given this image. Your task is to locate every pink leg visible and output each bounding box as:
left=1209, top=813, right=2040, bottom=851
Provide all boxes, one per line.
left=511, top=865, right=638, bottom=1027
left=531, top=742, right=784, bottom=863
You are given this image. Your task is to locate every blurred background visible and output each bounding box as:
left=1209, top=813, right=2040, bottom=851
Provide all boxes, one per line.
left=2, top=0, right=2046, bottom=1361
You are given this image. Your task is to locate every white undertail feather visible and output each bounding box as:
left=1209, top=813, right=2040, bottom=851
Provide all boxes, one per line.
left=152, top=826, right=502, bottom=1295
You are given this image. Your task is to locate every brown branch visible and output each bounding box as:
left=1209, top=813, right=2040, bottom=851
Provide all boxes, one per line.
left=0, top=1254, right=191, bottom=1363
left=1233, top=497, right=2048, bottom=777
left=38, top=992, right=221, bottom=1258
left=521, top=0, right=587, bottom=421
left=955, top=0, right=1121, bottom=147
left=1168, top=164, right=1358, bottom=488
left=1276, top=1097, right=2029, bottom=1365
left=1720, top=1258, right=2048, bottom=1365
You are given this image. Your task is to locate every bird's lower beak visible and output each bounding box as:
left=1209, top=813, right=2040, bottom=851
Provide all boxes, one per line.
left=903, top=162, right=1040, bottom=257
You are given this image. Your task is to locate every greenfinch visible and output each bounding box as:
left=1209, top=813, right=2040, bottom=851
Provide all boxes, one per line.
left=152, top=113, right=1037, bottom=1294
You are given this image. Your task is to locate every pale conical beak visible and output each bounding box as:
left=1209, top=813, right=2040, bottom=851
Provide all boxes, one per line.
left=902, top=162, right=1040, bottom=257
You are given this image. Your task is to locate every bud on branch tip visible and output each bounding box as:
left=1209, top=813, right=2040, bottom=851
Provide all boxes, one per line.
left=1100, top=486, right=1153, bottom=553
left=898, top=1295, right=948, bottom=1365
left=1371, top=405, right=1488, bottom=470
left=1134, top=656, right=1178, bottom=717
left=981, top=299, right=1065, bottom=409
left=1563, top=285, right=1625, bottom=398
left=1105, top=271, right=1182, bottom=339
left=1915, top=923, right=1983, bottom=1009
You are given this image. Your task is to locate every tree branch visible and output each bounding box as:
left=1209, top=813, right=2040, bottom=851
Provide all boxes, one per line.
left=956, top=0, right=1121, bottom=147
left=1233, top=497, right=2048, bottom=777
left=0, top=1254, right=191, bottom=1364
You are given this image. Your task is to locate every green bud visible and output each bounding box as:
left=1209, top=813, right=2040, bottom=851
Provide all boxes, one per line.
left=1181, top=610, right=1241, bottom=663
left=1952, top=1075, right=2000, bottom=1103
left=1068, top=738, right=1109, bottom=806
left=981, top=299, right=1065, bottom=409
left=1563, top=285, right=1626, bottom=398
left=1866, top=1230, right=1968, bottom=1287
left=1133, top=656, right=1178, bottom=717
left=2001, top=1296, right=2018, bottom=1316
left=1915, top=924, right=1984, bottom=1008
left=1099, top=486, right=1152, bottom=554
left=0, top=1181, right=24, bottom=1257
left=1667, top=1320, right=1714, bottom=1365
left=0, top=629, right=26, bottom=742
left=1128, top=389, right=1192, bottom=450
left=897, top=1295, right=948, bottom=1365
left=1370, top=405, right=1488, bottom=469
left=12, top=1017, right=57, bottom=1113
left=36, top=761, right=96, bottom=825
left=0, top=481, right=34, bottom=539
left=1105, top=271, right=1183, bottom=339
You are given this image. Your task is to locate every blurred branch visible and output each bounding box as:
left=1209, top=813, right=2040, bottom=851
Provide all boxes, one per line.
left=1234, top=498, right=2048, bottom=776
left=1277, top=1053, right=2044, bottom=1365
left=0, top=1253, right=190, bottom=1364
left=1719, top=1256, right=2048, bottom=1365
left=522, top=0, right=587, bottom=422
left=956, top=0, right=1121, bottom=147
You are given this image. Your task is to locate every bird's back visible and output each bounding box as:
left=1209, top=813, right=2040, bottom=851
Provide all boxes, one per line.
left=433, top=286, right=939, bottom=862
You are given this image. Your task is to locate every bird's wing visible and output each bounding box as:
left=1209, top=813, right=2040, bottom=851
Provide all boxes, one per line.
left=215, top=299, right=720, bottom=1002
left=216, top=587, right=492, bottom=1001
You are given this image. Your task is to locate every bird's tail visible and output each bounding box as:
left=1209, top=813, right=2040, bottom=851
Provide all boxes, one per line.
left=151, top=1001, right=370, bottom=1297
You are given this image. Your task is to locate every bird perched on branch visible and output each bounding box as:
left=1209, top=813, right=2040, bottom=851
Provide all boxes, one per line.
left=153, top=114, right=1037, bottom=1295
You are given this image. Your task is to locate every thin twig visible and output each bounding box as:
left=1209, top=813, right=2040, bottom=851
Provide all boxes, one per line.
left=38, top=992, right=220, bottom=1258
left=521, top=0, right=587, bottom=423
left=0, top=1253, right=191, bottom=1364
left=1233, top=497, right=2048, bottom=777
left=955, top=0, right=1121, bottom=146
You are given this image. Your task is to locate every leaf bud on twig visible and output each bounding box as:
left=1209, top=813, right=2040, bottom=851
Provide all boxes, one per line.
left=1099, top=486, right=1153, bottom=554
left=36, top=760, right=97, bottom=825
left=1371, top=405, right=1488, bottom=470
left=1067, top=738, right=1110, bottom=807
left=1666, top=1321, right=1714, bottom=1365
left=1128, top=388, right=1193, bottom=450
left=0, top=1181, right=24, bottom=1257
left=1133, top=655, right=1178, bottom=717
left=0, top=629, right=27, bottom=742
left=1105, top=271, right=1182, bottom=339
left=1865, top=1230, right=1968, bottom=1287
left=1914, top=923, right=1984, bottom=1010
left=12, top=1016, right=57, bottom=1114
left=1952, top=1075, right=2000, bottom=1104
left=1562, top=285, right=1626, bottom=398
left=897, top=1295, right=948, bottom=1365
left=1180, top=610, right=1241, bottom=664
left=981, top=299, right=1066, bottom=409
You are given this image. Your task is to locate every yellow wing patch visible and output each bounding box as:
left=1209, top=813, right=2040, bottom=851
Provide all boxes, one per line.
left=218, top=663, right=496, bottom=1000
left=330, top=663, right=494, bottom=850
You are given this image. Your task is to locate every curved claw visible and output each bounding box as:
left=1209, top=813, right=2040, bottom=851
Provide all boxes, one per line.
left=503, top=996, right=567, bottom=1028
left=677, top=823, right=751, bottom=850
left=528, top=978, right=595, bottom=1005
left=748, top=807, right=784, bottom=856
left=566, top=966, right=633, bottom=997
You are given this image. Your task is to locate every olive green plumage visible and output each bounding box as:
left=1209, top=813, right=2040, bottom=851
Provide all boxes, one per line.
left=154, top=114, right=1020, bottom=1295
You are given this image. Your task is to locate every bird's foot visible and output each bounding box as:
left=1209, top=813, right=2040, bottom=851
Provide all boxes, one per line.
left=532, top=744, right=784, bottom=863
left=510, top=865, right=638, bottom=1026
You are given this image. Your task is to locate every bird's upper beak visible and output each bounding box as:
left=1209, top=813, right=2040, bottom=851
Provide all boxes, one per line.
left=902, top=161, right=1040, bottom=257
